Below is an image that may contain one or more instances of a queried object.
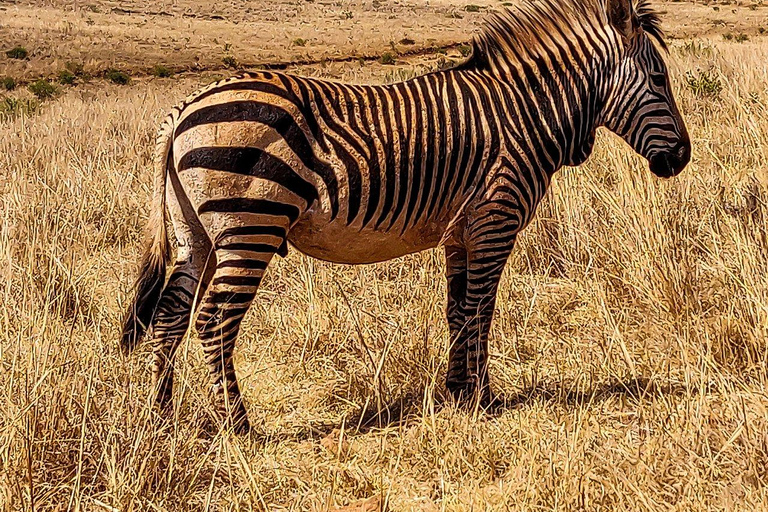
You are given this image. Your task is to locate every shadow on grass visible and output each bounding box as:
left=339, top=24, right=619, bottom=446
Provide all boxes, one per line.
left=353, top=376, right=701, bottom=431
left=484, top=376, right=699, bottom=416
left=244, top=376, right=704, bottom=444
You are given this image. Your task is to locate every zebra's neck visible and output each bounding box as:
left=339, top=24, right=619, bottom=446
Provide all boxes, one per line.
left=457, top=0, right=618, bottom=173
left=441, top=50, right=611, bottom=176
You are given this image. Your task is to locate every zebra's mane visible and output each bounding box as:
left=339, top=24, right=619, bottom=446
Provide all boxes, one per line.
left=634, top=0, right=666, bottom=49
left=463, top=0, right=666, bottom=70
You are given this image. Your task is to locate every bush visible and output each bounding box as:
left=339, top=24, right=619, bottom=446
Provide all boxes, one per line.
left=458, top=44, right=472, bottom=57
left=151, top=64, right=174, bottom=78
left=380, top=52, right=396, bottom=65
left=28, top=79, right=57, bottom=99
left=65, top=61, right=85, bottom=75
left=104, top=68, right=130, bottom=85
left=464, top=4, right=481, bottom=12
left=222, top=55, right=238, bottom=68
left=678, top=40, right=713, bottom=58
left=399, top=37, right=415, bottom=46
left=58, top=69, right=76, bottom=85
left=685, top=69, right=723, bottom=99
left=437, top=56, right=456, bottom=70
left=1, top=76, right=16, bottom=91
left=292, top=38, right=307, bottom=47
left=5, top=46, right=28, bottom=60
left=0, top=97, right=39, bottom=120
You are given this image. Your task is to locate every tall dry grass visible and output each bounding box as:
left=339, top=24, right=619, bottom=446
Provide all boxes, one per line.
left=0, top=38, right=767, bottom=510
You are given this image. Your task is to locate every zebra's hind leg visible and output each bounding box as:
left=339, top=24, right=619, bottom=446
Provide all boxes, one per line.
left=195, top=244, right=278, bottom=434
left=149, top=240, right=212, bottom=415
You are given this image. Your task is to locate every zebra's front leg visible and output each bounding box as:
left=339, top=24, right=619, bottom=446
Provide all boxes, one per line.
left=195, top=247, right=273, bottom=434
left=446, top=230, right=516, bottom=406
left=444, top=243, right=470, bottom=398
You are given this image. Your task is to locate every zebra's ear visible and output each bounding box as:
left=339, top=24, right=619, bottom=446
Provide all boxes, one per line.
left=607, top=0, right=639, bottom=41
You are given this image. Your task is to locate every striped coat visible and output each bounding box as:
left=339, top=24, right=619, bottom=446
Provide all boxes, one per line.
left=121, top=0, right=690, bottom=433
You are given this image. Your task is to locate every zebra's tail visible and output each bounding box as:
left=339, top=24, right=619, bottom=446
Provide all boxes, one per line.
left=120, top=121, right=174, bottom=356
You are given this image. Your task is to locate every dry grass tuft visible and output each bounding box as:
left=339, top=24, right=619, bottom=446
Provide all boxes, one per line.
left=1, top=28, right=767, bottom=512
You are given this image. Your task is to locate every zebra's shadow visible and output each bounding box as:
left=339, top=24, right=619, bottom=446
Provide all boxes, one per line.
left=486, top=376, right=695, bottom=414
left=244, top=376, right=696, bottom=445
left=347, top=376, right=696, bottom=431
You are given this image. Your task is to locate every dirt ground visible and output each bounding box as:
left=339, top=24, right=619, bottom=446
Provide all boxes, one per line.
left=1, top=0, right=767, bottom=81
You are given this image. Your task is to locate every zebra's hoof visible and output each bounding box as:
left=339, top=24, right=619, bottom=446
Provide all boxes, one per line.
left=447, top=381, right=494, bottom=409
left=232, top=416, right=251, bottom=435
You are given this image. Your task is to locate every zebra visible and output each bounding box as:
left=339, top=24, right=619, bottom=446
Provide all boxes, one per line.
left=120, top=0, right=690, bottom=433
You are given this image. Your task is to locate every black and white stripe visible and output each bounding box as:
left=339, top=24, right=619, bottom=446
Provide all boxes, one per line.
left=121, top=0, right=690, bottom=432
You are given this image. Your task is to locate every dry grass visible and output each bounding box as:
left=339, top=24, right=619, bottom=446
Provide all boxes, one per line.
left=1, top=15, right=768, bottom=512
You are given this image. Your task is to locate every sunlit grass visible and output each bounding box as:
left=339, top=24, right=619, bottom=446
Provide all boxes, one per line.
left=0, top=37, right=767, bottom=511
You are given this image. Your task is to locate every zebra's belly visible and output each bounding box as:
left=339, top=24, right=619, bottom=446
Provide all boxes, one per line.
left=288, top=213, right=448, bottom=264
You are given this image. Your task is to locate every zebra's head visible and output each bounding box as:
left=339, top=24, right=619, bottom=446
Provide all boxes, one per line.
left=602, top=0, right=690, bottom=178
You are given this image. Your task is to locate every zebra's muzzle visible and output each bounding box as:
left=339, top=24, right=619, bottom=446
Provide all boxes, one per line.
left=649, top=141, right=691, bottom=178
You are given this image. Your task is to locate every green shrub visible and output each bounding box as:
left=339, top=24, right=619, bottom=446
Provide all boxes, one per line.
left=0, top=97, right=39, bottom=121
left=437, top=56, right=456, bottom=70
left=458, top=44, right=472, bottom=57
left=104, top=68, right=130, bottom=85
left=58, top=69, right=76, bottom=85
left=678, top=40, right=713, bottom=58
left=464, top=4, right=481, bottom=12
left=65, top=61, right=84, bottom=75
left=1, top=76, right=15, bottom=91
left=685, top=69, right=723, bottom=99
left=6, top=46, right=28, bottom=60
left=28, top=79, right=57, bottom=99
left=399, top=37, right=416, bottom=46
left=151, top=64, right=174, bottom=78
left=380, top=52, right=396, bottom=65
left=222, top=55, right=238, bottom=68
left=723, top=32, right=749, bottom=43
left=292, top=38, right=307, bottom=47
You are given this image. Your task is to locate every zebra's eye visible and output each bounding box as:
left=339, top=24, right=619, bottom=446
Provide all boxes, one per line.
left=650, top=73, right=667, bottom=88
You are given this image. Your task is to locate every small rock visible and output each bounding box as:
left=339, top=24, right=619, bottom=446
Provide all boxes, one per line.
left=331, top=496, right=381, bottom=512
left=320, top=428, right=350, bottom=459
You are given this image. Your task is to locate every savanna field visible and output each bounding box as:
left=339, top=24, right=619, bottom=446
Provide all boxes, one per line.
left=1, top=0, right=767, bottom=510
